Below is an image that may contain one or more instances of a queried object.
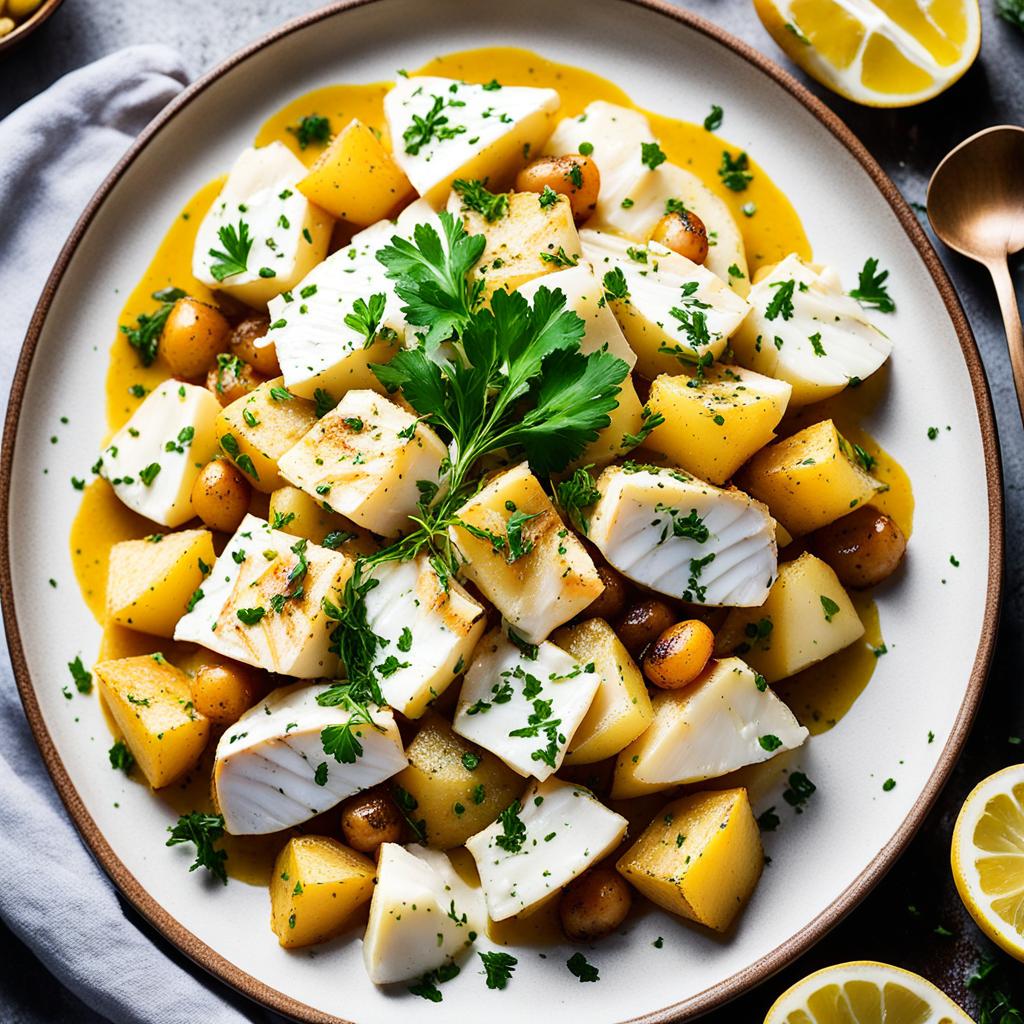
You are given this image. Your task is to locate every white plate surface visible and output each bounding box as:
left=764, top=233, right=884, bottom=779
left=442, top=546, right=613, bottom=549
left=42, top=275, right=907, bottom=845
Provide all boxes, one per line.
left=4, top=1, right=999, bottom=1021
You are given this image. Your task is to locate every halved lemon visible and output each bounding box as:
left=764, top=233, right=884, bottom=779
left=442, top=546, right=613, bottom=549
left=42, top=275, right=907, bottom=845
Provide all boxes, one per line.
left=752, top=0, right=982, bottom=107
left=952, top=762, right=1024, bottom=961
left=764, top=961, right=973, bottom=1023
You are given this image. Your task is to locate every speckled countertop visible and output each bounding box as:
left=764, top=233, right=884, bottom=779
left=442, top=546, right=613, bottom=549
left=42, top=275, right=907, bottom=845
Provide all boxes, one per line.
left=1, top=1, right=1023, bottom=1021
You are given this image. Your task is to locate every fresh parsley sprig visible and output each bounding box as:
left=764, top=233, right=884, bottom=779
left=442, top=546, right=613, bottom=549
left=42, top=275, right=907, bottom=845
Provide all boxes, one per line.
left=453, top=178, right=509, bottom=222
left=375, top=211, right=485, bottom=350
left=208, top=220, right=252, bottom=282
left=120, top=287, right=186, bottom=367
left=849, top=257, right=896, bottom=313
left=166, top=812, right=228, bottom=884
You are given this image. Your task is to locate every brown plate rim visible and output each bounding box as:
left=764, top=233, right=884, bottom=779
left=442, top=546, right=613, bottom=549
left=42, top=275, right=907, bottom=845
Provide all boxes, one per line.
left=0, top=0, right=1004, bottom=1021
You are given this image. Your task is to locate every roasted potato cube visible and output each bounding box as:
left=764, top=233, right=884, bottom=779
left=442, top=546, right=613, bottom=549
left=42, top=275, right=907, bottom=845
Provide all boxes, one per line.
left=736, top=419, right=883, bottom=537
left=552, top=618, right=654, bottom=765
left=716, top=552, right=864, bottom=683
left=297, top=118, right=414, bottom=225
left=392, top=713, right=524, bottom=850
left=215, top=377, right=318, bottom=493
left=270, top=835, right=375, bottom=948
left=448, top=462, right=602, bottom=643
left=571, top=376, right=646, bottom=470
left=106, top=529, right=215, bottom=638
left=644, top=366, right=792, bottom=485
left=268, top=485, right=377, bottom=557
left=95, top=654, right=209, bottom=788
left=616, top=788, right=762, bottom=931
left=451, top=190, right=581, bottom=297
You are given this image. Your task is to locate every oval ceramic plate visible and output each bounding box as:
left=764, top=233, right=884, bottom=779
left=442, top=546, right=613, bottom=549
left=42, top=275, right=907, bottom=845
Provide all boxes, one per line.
left=1, top=1, right=1003, bottom=1021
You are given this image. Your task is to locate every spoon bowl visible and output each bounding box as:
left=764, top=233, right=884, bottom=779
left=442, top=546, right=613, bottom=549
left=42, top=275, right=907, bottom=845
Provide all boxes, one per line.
left=928, top=126, right=1024, bottom=425
left=929, top=126, right=1024, bottom=260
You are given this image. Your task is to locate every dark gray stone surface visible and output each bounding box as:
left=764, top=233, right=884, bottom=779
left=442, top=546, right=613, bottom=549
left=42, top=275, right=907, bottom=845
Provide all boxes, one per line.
left=0, top=0, right=1022, bottom=1019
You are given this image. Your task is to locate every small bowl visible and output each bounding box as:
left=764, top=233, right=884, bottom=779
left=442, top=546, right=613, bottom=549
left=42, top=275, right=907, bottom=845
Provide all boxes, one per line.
left=0, top=0, right=66, bottom=56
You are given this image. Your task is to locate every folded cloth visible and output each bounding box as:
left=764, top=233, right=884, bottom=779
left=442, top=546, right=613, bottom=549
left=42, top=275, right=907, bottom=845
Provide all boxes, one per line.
left=0, top=46, right=278, bottom=1024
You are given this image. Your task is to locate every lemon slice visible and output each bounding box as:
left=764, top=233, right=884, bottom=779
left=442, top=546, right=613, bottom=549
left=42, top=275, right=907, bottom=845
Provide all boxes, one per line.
left=764, top=961, right=974, bottom=1023
left=952, top=762, right=1024, bottom=960
left=752, top=0, right=981, bottom=107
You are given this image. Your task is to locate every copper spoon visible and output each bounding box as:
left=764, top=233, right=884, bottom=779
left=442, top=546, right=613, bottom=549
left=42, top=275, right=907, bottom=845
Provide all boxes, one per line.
left=928, top=125, right=1024, bottom=424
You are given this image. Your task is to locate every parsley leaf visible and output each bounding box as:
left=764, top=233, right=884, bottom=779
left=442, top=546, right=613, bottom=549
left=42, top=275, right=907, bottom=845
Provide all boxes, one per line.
left=494, top=799, right=527, bottom=853
left=403, top=94, right=465, bottom=155
left=67, top=655, right=92, bottom=694
left=849, top=257, right=896, bottom=313
left=208, top=221, right=252, bottom=282
left=703, top=104, right=724, bottom=131
left=344, top=293, right=388, bottom=347
left=567, top=952, right=600, bottom=982
left=376, top=210, right=485, bottom=350
left=453, top=178, right=509, bottom=222
left=287, top=114, right=331, bottom=149
left=621, top=405, right=665, bottom=451
left=765, top=279, right=797, bottom=321
left=108, top=740, right=135, bottom=774
left=556, top=465, right=601, bottom=536
left=718, top=150, right=753, bottom=191
left=119, top=287, right=187, bottom=367
left=166, top=811, right=228, bottom=884
left=641, top=141, right=667, bottom=169
left=479, top=950, right=518, bottom=990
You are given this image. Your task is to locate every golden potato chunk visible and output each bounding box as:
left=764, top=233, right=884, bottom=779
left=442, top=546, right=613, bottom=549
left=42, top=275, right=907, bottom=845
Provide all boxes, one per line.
left=268, top=485, right=377, bottom=557
left=95, top=655, right=209, bottom=788
left=616, top=788, right=762, bottom=931
left=106, top=529, right=215, bottom=638
left=448, top=462, right=603, bottom=643
left=270, top=835, right=375, bottom=948
left=552, top=618, right=653, bottom=765
left=215, top=377, right=318, bottom=493
left=297, top=118, right=414, bottom=225
left=453, top=190, right=581, bottom=297
left=716, top=552, right=864, bottom=683
left=644, top=365, right=792, bottom=485
left=571, top=376, right=645, bottom=470
left=392, top=712, right=524, bottom=850
left=736, top=419, right=883, bottom=537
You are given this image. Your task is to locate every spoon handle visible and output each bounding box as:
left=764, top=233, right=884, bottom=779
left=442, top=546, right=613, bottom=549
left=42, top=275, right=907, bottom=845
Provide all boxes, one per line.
left=988, top=258, right=1024, bottom=428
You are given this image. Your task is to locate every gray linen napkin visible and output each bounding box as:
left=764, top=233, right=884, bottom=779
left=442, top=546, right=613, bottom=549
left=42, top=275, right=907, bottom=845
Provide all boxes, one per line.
left=0, top=45, right=276, bottom=1024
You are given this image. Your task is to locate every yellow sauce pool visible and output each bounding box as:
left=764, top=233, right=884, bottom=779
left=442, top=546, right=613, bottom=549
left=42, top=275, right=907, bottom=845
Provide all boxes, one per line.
left=69, top=46, right=912, bottom=889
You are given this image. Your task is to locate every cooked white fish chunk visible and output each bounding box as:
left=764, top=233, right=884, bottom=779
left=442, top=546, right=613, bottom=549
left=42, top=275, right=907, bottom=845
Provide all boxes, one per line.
left=448, top=462, right=604, bottom=644
left=580, top=229, right=750, bottom=380
left=363, top=554, right=487, bottom=719
left=545, top=101, right=748, bottom=289
left=732, top=253, right=893, bottom=406
left=385, top=76, right=560, bottom=206
left=612, top=656, right=808, bottom=798
left=464, top=777, right=627, bottom=921
left=173, top=513, right=353, bottom=677
left=517, top=261, right=637, bottom=370
left=588, top=464, right=777, bottom=606
left=452, top=628, right=600, bottom=780
left=213, top=682, right=407, bottom=835
left=263, top=198, right=446, bottom=400
left=278, top=390, right=447, bottom=538
left=192, top=142, right=332, bottom=308
left=97, top=381, right=220, bottom=528
left=363, top=843, right=485, bottom=985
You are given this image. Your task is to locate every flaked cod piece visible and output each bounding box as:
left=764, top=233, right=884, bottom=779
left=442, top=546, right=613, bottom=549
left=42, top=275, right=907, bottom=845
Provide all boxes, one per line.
left=173, top=513, right=353, bottom=677
left=612, top=656, right=808, bottom=798
left=545, top=100, right=749, bottom=289
left=732, top=253, right=892, bottom=406
left=363, top=843, right=485, bottom=984
left=213, top=683, right=407, bottom=835
left=588, top=464, right=777, bottom=606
